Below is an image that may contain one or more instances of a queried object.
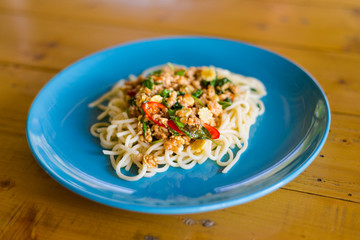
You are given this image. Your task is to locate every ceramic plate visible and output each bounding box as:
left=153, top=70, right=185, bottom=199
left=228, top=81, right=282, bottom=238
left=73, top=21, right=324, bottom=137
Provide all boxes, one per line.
left=26, top=36, right=330, bottom=214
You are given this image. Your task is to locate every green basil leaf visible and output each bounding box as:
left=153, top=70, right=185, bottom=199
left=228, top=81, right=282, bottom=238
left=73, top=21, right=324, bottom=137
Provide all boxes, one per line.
left=175, top=70, right=186, bottom=76
left=201, top=80, right=209, bottom=88
left=191, top=95, right=205, bottom=107
left=151, top=69, right=162, bottom=75
left=172, top=102, right=183, bottom=110
left=218, top=100, right=232, bottom=109
left=202, top=126, right=213, bottom=140
left=191, top=89, right=203, bottom=98
left=215, top=78, right=231, bottom=87
left=128, top=98, right=136, bottom=106
left=169, top=127, right=180, bottom=136
left=141, top=118, right=148, bottom=137
left=142, top=78, right=153, bottom=90
left=168, top=109, right=176, bottom=116
left=174, top=117, right=185, bottom=128
left=160, top=89, right=170, bottom=98
left=150, top=139, right=163, bottom=144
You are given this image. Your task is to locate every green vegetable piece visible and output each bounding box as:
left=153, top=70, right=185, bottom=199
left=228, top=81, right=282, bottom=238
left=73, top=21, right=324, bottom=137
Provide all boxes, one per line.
left=141, top=118, right=148, bottom=137
left=174, top=117, right=185, bottom=128
left=150, top=139, right=163, bottom=144
left=201, top=80, right=209, bottom=88
left=191, top=95, right=205, bottom=107
left=175, top=70, right=186, bottom=76
left=142, top=78, right=154, bottom=90
left=202, top=126, right=213, bottom=140
left=169, top=127, right=180, bottom=136
left=151, top=69, right=162, bottom=75
left=160, top=89, right=170, bottom=98
left=168, top=109, right=176, bottom=116
left=191, top=89, right=203, bottom=98
left=216, top=78, right=231, bottom=87
left=218, top=100, right=232, bottom=109
left=128, top=98, right=136, bottom=106
left=172, top=102, right=183, bottom=110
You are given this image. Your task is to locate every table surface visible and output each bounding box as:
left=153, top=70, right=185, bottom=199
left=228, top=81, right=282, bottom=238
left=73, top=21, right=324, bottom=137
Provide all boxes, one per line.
left=1, top=0, right=359, bottom=239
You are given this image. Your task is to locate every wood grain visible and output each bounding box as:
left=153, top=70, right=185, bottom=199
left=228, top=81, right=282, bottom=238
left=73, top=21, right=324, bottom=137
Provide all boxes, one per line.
left=1, top=176, right=359, bottom=240
left=1, top=0, right=359, bottom=53
left=0, top=13, right=359, bottom=116
left=0, top=0, right=359, bottom=239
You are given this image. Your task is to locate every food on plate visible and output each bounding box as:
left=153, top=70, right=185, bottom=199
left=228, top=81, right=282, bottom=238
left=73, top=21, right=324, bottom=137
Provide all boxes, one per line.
left=89, top=63, right=266, bottom=181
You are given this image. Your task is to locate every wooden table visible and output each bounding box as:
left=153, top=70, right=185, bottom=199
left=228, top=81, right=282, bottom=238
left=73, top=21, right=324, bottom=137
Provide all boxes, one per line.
left=1, top=0, right=359, bottom=239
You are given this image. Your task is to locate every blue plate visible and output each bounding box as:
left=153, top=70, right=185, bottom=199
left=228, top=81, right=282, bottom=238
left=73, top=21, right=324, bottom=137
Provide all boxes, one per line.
left=26, top=36, right=330, bottom=214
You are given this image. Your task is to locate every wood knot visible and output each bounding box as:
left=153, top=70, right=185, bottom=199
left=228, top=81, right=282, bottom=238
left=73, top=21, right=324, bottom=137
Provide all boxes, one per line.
left=200, top=219, right=215, bottom=228
left=0, top=179, right=15, bottom=189
left=183, top=217, right=196, bottom=226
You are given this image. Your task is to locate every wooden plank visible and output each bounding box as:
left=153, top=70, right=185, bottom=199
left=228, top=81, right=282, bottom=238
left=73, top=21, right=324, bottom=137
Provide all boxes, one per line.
left=285, top=113, right=360, bottom=202
left=0, top=11, right=359, bottom=114
left=0, top=64, right=359, bottom=204
left=0, top=13, right=162, bottom=71
left=0, top=12, right=359, bottom=116
left=0, top=0, right=359, bottom=53
left=252, top=0, right=360, bottom=8
left=1, top=179, right=359, bottom=240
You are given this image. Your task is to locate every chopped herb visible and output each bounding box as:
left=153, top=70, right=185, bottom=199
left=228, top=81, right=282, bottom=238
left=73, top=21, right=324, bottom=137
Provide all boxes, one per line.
left=250, top=87, right=257, bottom=92
left=169, top=127, right=180, bottom=136
left=140, top=100, right=148, bottom=116
left=209, top=138, right=224, bottom=146
left=201, top=78, right=231, bottom=90
left=154, top=82, right=163, bottom=85
left=162, top=99, right=169, bottom=108
left=218, top=100, right=232, bottom=109
left=175, top=70, right=186, bottom=76
left=150, top=139, right=163, bottom=144
left=142, top=78, right=154, bottom=90
left=191, top=89, right=203, bottom=98
left=172, top=102, right=183, bottom=110
left=177, top=91, right=186, bottom=96
left=141, top=118, right=148, bottom=137
left=202, top=126, right=212, bottom=139
left=160, top=89, right=170, bottom=98
left=151, top=69, right=162, bottom=75
left=191, top=95, right=205, bottom=107
left=172, top=116, right=185, bottom=128
left=128, top=98, right=136, bottom=106
left=215, top=78, right=231, bottom=87
left=201, top=80, right=209, bottom=88
left=168, top=109, right=176, bottom=116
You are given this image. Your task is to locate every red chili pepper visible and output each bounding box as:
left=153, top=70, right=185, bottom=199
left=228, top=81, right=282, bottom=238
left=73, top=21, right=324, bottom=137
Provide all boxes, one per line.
left=203, top=123, right=220, bottom=139
left=142, top=102, right=166, bottom=127
left=127, top=89, right=137, bottom=97
left=168, top=120, right=185, bottom=135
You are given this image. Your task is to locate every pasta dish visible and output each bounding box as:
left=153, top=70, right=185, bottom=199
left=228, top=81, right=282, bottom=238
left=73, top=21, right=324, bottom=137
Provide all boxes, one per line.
left=89, top=64, right=266, bottom=181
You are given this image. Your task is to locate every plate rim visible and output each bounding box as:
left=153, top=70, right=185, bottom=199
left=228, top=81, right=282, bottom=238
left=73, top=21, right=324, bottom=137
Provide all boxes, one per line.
left=26, top=35, right=331, bottom=214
